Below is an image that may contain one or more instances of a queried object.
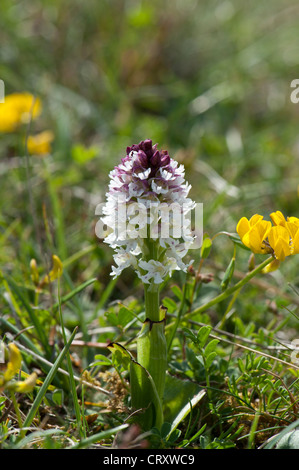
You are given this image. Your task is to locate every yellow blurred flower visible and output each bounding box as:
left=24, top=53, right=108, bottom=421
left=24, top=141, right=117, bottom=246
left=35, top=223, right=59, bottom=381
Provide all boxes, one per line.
left=0, top=343, right=37, bottom=393
left=30, top=258, right=40, bottom=285
left=236, top=214, right=272, bottom=254
left=39, top=254, right=63, bottom=288
left=0, top=92, right=41, bottom=132
left=3, top=343, right=22, bottom=382
left=15, top=372, right=37, bottom=393
left=27, top=130, right=54, bottom=155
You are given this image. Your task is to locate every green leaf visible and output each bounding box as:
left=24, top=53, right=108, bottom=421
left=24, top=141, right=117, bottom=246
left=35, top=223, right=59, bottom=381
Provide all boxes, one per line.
left=91, top=354, right=112, bottom=367
left=162, top=297, right=177, bottom=313
left=197, top=325, right=212, bottom=347
left=204, top=339, right=219, bottom=357
left=163, top=374, right=206, bottom=440
left=237, top=358, right=245, bottom=373
left=105, top=311, right=119, bottom=327
left=221, top=257, right=235, bottom=291
left=201, top=237, right=212, bottom=259
left=205, top=351, right=217, bottom=369
left=118, top=306, right=134, bottom=327
left=107, top=342, right=132, bottom=370
left=171, top=285, right=183, bottom=301
left=52, top=389, right=64, bottom=406
left=182, top=327, right=198, bottom=344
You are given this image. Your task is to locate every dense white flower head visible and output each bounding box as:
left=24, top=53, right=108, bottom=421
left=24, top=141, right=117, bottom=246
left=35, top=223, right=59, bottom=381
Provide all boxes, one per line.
left=101, top=140, right=196, bottom=285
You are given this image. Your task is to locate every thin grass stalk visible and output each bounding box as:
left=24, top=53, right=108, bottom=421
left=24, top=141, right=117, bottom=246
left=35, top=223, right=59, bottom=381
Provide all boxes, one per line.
left=57, top=277, right=84, bottom=438
left=22, top=326, right=78, bottom=430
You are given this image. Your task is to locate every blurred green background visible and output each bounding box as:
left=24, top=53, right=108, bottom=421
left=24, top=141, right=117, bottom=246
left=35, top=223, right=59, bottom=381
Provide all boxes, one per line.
left=1, top=0, right=299, bottom=302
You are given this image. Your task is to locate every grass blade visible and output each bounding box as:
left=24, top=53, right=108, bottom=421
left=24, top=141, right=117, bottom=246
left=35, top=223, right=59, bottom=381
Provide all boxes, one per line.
left=22, top=326, right=78, bottom=430
left=70, top=423, right=129, bottom=449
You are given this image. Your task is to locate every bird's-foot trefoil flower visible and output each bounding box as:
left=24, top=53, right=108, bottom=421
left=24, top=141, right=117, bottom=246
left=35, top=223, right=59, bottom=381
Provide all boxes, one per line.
left=237, top=211, right=299, bottom=262
left=236, top=215, right=272, bottom=254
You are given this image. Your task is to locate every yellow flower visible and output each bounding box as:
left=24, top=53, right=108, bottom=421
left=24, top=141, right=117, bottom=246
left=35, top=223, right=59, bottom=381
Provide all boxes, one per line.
left=30, top=259, right=40, bottom=285
left=0, top=92, right=41, bottom=132
left=237, top=211, right=299, bottom=262
left=271, top=211, right=299, bottom=257
left=27, top=130, right=54, bottom=155
left=236, top=214, right=272, bottom=254
left=39, top=254, right=63, bottom=288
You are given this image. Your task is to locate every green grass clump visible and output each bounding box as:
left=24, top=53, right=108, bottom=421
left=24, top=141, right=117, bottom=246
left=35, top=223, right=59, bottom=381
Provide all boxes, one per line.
left=1, top=0, right=299, bottom=450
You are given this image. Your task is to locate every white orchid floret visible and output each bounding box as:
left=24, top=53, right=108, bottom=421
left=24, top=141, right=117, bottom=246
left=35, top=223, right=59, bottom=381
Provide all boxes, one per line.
left=137, top=258, right=177, bottom=285
left=111, top=250, right=139, bottom=279
left=133, top=167, right=151, bottom=180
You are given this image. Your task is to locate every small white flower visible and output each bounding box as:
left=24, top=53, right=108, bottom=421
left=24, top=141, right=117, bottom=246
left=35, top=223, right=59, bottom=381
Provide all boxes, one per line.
left=133, top=168, right=151, bottom=180
left=111, top=249, right=139, bottom=278
left=137, top=260, right=167, bottom=284
left=128, top=182, right=144, bottom=198
left=151, top=179, right=169, bottom=194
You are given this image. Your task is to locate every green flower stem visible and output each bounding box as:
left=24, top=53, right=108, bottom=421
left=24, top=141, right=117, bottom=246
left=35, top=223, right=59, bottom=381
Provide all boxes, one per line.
left=137, top=316, right=167, bottom=401
left=144, top=284, right=161, bottom=321
left=137, top=284, right=167, bottom=420
left=184, top=256, right=274, bottom=320
left=131, top=238, right=168, bottom=429
left=11, top=392, right=25, bottom=440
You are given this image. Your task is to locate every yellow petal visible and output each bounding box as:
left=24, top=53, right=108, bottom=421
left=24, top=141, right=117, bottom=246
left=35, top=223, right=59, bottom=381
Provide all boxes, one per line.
left=49, top=255, right=63, bottom=282
left=249, top=214, right=263, bottom=226
left=4, top=344, right=22, bottom=382
left=270, top=211, right=286, bottom=226
left=40, top=254, right=63, bottom=286
left=14, top=373, right=37, bottom=393
left=268, top=226, right=291, bottom=261
left=248, top=226, right=264, bottom=252
left=255, top=220, right=272, bottom=240
left=30, top=259, right=39, bottom=285
left=237, top=216, right=272, bottom=254
left=236, top=217, right=250, bottom=239
left=242, top=226, right=263, bottom=253
left=292, top=229, right=299, bottom=255
left=262, top=259, right=280, bottom=273
left=287, top=216, right=299, bottom=226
